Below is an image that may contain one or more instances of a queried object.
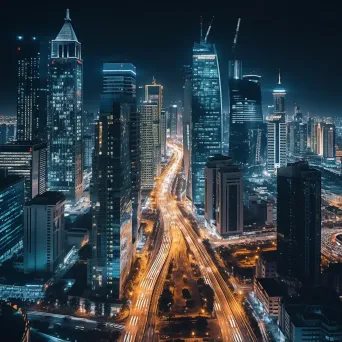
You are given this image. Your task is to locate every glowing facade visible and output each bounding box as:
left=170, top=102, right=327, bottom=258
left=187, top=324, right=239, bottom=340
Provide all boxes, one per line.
left=49, top=9, right=83, bottom=202
left=191, top=41, right=222, bottom=213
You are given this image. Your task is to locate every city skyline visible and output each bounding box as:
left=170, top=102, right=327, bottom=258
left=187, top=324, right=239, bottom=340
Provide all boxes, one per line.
left=1, top=2, right=342, bottom=116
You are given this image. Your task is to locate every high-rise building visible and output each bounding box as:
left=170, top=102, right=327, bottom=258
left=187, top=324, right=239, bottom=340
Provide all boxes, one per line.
left=288, top=121, right=307, bottom=157
left=24, top=191, right=66, bottom=274
left=323, top=123, right=336, bottom=160
left=267, top=114, right=287, bottom=174
left=229, top=75, right=264, bottom=166
left=308, top=118, right=317, bottom=152
left=90, top=64, right=134, bottom=298
left=0, top=172, right=25, bottom=262
left=183, top=65, right=192, bottom=199
left=169, top=104, right=178, bottom=139
left=140, top=102, right=160, bottom=191
left=16, top=36, right=40, bottom=141
left=0, top=141, right=47, bottom=201
left=191, top=37, right=222, bottom=213
left=49, top=9, right=83, bottom=203
left=204, top=155, right=232, bottom=227
left=100, top=63, right=140, bottom=244
left=145, top=79, right=164, bottom=157
left=277, top=161, right=321, bottom=285
left=216, top=163, right=244, bottom=236
left=82, top=111, right=95, bottom=172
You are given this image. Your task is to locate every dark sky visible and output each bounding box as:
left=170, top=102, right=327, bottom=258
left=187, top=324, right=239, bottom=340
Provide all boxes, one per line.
left=0, top=0, right=342, bottom=116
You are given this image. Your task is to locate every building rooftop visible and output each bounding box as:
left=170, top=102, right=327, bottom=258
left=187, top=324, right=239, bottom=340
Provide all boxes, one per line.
left=0, top=174, right=23, bottom=191
left=28, top=191, right=66, bottom=206
left=260, top=250, right=277, bottom=263
left=54, top=9, right=78, bottom=42
left=256, top=278, right=284, bottom=297
left=0, top=140, right=47, bottom=151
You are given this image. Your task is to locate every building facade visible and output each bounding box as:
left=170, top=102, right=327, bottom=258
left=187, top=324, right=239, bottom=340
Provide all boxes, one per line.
left=140, top=102, right=161, bottom=191
left=216, top=165, right=244, bottom=236
left=49, top=9, right=83, bottom=203
left=191, top=41, right=222, bottom=213
left=277, top=161, right=321, bottom=285
left=0, top=174, right=25, bottom=262
left=267, top=114, right=287, bottom=174
left=24, top=192, right=66, bottom=274
left=16, top=36, right=41, bottom=141
left=91, top=65, right=134, bottom=298
left=0, top=141, right=47, bottom=202
left=229, top=75, right=264, bottom=166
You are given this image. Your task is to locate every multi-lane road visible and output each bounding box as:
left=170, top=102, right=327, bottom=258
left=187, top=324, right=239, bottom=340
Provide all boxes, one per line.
left=124, top=143, right=257, bottom=342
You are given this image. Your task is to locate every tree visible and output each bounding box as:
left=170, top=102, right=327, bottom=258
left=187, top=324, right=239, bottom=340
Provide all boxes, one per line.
left=202, top=284, right=215, bottom=313
left=195, top=316, right=208, bottom=332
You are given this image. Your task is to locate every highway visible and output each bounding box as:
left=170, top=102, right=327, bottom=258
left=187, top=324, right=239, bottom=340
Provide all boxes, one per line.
left=122, top=150, right=181, bottom=342
left=168, top=144, right=257, bottom=342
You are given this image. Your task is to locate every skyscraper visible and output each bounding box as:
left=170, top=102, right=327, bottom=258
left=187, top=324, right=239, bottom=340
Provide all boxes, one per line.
left=91, top=63, right=134, bottom=298
left=191, top=34, right=222, bottom=213
left=273, top=71, right=286, bottom=115
left=229, top=75, right=264, bottom=166
left=267, top=114, right=287, bottom=174
left=277, top=161, right=321, bottom=285
left=145, top=79, right=164, bottom=157
left=24, top=192, right=66, bottom=274
left=0, top=141, right=47, bottom=202
left=16, top=36, right=40, bottom=141
left=183, top=65, right=192, bottom=199
left=140, top=102, right=160, bottom=192
left=82, top=111, right=95, bottom=172
left=323, top=123, right=336, bottom=160
left=49, top=9, right=83, bottom=203
left=169, top=104, right=178, bottom=139
left=0, top=172, right=25, bottom=262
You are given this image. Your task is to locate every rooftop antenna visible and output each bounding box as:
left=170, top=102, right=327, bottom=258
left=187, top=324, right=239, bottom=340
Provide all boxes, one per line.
left=204, top=16, right=214, bottom=43
left=65, top=9, right=71, bottom=21
left=152, top=76, right=156, bottom=85
left=278, top=69, right=281, bottom=84
left=200, top=16, right=203, bottom=42
left=232, top=18, right=241, bottom=56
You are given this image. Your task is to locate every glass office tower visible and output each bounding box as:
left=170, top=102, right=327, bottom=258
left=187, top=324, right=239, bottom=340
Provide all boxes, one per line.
left=49, top=10, right=83, bottom=203
left=229, top=75, right=264, bottom=166
left=91, top=63, right=135, bottom=298
left=191, top=41, right=222, bottom=213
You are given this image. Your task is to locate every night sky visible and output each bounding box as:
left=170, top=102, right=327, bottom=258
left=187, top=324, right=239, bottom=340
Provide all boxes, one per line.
left=0, top=0, right=341, bottom=116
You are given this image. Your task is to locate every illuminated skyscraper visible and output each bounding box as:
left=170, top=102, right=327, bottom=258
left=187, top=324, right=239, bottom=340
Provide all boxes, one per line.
left=140, top=102, right=160, bottom=191
left=49, top=9, right=83, bottom=203
left=191, top=35, right=222, bottom=213
left=145, top=79, right=164, bottom=157
left=229, top=75, right=264, bottom=166
left=323, top=123, right=336, bottom=160
left=16, top=36, right=40, bottom=141
left=91, top=63, right=135, bottom=298
left=273, top=71, right=286, bottom=114
left=183, top=65, right=192, bottom=199
left=0, top=172, right=24, bottom=262
left=277, top=161, right=321, bottom=285
left=169, top=104, right=178, bottom=139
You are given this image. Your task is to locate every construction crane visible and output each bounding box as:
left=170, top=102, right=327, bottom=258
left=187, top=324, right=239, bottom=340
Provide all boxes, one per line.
left=232, top=18, right=241, bottom=56
left=204, top=16, right=214, bottom=43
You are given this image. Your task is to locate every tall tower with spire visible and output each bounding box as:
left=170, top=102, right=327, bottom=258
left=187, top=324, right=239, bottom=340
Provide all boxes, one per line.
left=272, top=70, right=286, bottom=113
left=49, top=9, right=83, bottom=203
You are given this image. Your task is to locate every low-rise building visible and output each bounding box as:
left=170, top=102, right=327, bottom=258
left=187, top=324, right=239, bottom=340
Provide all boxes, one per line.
left=254, top=278, right=283, bottom=318
left=255, top=251, right=277, bottom=278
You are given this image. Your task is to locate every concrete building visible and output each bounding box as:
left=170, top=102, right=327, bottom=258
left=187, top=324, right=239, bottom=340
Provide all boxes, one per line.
left=255, top=251, right=277, bottom=278
left=254, top=278, right=283, bottom=318
left=216, top=163, right=244, bottom=236
left=24, top=191, right=66, bottom=274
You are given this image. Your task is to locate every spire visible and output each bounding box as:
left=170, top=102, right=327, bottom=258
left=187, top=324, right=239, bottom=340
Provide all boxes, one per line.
left=200, top=16, right=203, bottom=42
left=278, top=69, right=281, bottom=84
left=65, top=9, right=71, bottom=21
left=55, top=9, right=78, bottom=42
left=152, top=76, right=156, bottom=85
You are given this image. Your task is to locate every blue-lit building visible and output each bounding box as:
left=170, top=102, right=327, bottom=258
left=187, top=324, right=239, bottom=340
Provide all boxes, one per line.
left=229, top=75, right=264, bottom=166
left=90, top=63, right=135, bottom=298
left=0, top=172, right=25, bottom=262
left=49, top=9, right=83, bottom=203
left=191, top=40, right=222, bottom=213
